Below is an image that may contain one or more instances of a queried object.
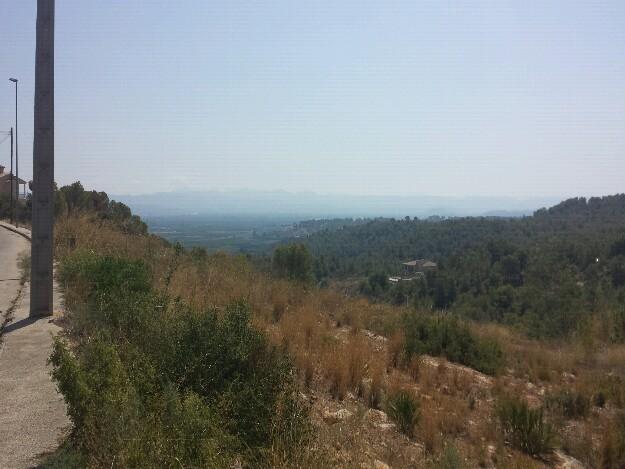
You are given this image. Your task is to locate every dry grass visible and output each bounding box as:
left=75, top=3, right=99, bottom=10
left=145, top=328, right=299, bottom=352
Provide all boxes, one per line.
left=55, top=215, right=625, bottom=469
left=386, top=331, right=406, bottom=370
left=324, top=349, right=349, bottom=400
left=365, top=359, right=385, bottom=409
left=407, top=355, right=421, bottom=382
left=418, top=409, right=442, bottom=454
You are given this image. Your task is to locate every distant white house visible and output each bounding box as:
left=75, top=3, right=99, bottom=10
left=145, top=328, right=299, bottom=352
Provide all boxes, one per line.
left=388, top=259, right=437, bottom=283
left=402, top=259, right=437, bottom=275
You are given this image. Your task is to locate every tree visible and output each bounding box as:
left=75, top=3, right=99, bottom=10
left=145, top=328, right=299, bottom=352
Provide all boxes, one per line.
left=54, top=183, right=67, bottom=217
left=609, top=236, right=625, bottom=258
left=609, top=257, right=625, bottom=288
left=368, top=271, right=389, bottom=295
left=432, top=274, right=456, bottom=310
left=60, top=181, right=87, bottom=214
left=272, top=244, right=313, bottom=282
left=499, top=255, right=523, bottom=287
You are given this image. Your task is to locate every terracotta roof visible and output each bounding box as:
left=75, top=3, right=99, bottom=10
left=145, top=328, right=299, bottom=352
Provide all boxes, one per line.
left=0, top=173, right=27, bottom=184
left=402, top=259, right=437, bottom=269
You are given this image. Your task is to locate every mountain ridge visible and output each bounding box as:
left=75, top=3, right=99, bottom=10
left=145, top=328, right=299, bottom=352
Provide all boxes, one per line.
left=114, top=189, right=560, bottom=218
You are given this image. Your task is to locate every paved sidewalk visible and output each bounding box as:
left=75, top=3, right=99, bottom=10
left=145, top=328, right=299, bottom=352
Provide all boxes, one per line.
left=0, top=223, right=69, bottom=469
left=0, top=223, right=28, bottom=329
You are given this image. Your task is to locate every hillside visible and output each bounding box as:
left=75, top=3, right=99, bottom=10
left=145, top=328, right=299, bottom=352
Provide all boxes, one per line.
left=302, top=195, right=625, bottom=339
left=39, top=183, right=625, bottom=468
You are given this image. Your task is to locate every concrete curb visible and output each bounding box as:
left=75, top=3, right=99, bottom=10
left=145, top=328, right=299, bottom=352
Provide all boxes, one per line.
left=0, top=222, right=31, bottom=242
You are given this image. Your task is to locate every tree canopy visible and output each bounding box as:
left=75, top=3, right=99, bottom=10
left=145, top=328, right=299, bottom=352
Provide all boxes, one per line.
left=295, top=195, right=625, bottom=338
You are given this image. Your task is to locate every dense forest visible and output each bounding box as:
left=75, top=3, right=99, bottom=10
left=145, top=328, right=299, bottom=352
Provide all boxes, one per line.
left=301, top=195, right=625, bottom=338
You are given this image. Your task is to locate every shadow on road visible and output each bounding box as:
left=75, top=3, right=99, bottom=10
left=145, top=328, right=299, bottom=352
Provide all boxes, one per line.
left=2, top=316, right=49, bottom=335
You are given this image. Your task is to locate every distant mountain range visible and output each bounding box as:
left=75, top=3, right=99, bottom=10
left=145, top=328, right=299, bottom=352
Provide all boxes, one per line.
left=113, top=190, right=560, bottom=219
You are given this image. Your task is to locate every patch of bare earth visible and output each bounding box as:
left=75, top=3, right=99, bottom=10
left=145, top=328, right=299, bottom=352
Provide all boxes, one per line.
left=296, top=325, right=590, bottom=468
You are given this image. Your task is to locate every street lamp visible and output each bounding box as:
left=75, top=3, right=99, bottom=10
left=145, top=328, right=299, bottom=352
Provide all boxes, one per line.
left=9, top=78, right=18, bottom=227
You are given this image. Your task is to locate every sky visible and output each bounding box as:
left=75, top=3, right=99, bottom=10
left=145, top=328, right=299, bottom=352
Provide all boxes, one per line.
left=1, top=0, right=625, bottom=198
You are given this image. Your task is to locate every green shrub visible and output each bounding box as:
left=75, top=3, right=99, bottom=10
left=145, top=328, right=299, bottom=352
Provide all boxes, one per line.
left=594, top=391, right=606, bottom=408
left=432, top=443, right=464, bottom=469
left=50, top=335, right=232, bottom=467
left=17, top=252, right=30, bottom=283
left=50, top=250, right=309, bottom=467
left=497, top=396, right=555, bottom=456
left=594, top=375, right=625, bottom=409
left=40, top=441, right=85, bottom=469
left=546, top=389, right=590, bottom=419
left=59, top=251, right=151, bottom=299
left=57, top=252, right=157, bottom=341
left=386, top=390, right=420, bottom=438
left=402, top=313, right=504, bottom=375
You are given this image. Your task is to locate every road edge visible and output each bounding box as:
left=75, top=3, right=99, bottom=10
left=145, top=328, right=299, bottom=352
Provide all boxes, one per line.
left=0, top=222, right=32, bottom=241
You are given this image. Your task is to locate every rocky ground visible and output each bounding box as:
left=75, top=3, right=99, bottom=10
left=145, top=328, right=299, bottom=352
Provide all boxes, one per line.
left=300, top=325, right=591, bottom=469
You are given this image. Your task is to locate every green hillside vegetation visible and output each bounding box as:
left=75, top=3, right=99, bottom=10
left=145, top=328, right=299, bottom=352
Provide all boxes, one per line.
left=1, top=181, right=148, bottom=234
left=37, top=183, right=625, bottom=468
left=50, top=255, right=307, bottom=467
left=304, top=195, right=625, bottom=338
left=44, top=185, right=311, bottom=468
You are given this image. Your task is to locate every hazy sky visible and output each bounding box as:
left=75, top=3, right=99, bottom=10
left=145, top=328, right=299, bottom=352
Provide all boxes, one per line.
left=2, top=1, right=625, bottom=197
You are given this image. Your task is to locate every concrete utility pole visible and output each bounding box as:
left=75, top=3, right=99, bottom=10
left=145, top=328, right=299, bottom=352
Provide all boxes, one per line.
left=10, top=128, right=14, bottom=225
left=30, top=0, right=55, bottom=317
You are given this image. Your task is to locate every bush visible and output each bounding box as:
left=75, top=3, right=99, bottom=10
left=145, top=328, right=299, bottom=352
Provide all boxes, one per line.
left=594, top=375, right=625, bottom=409
left=546, top=389, right=590, bottom=419
left=17, top=252, right=30, bottom=283
left=432, top=443, right=464, bottom=469
left=497, top=396, right=555, bottom=456
left=402, top=313, right=504, bottom=375
left=50, top=335, right=232, bottom=467
left=58, top=252, right=155, bottom=338
left=594, top=391, right=606, bottom=408
left=50, top=251, right=309, bottom=467
left=386, top=389, right=420, bottom=438
left=40, top=441, right=86, bottom=469
left=59, top=252, right=151, bottom=299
